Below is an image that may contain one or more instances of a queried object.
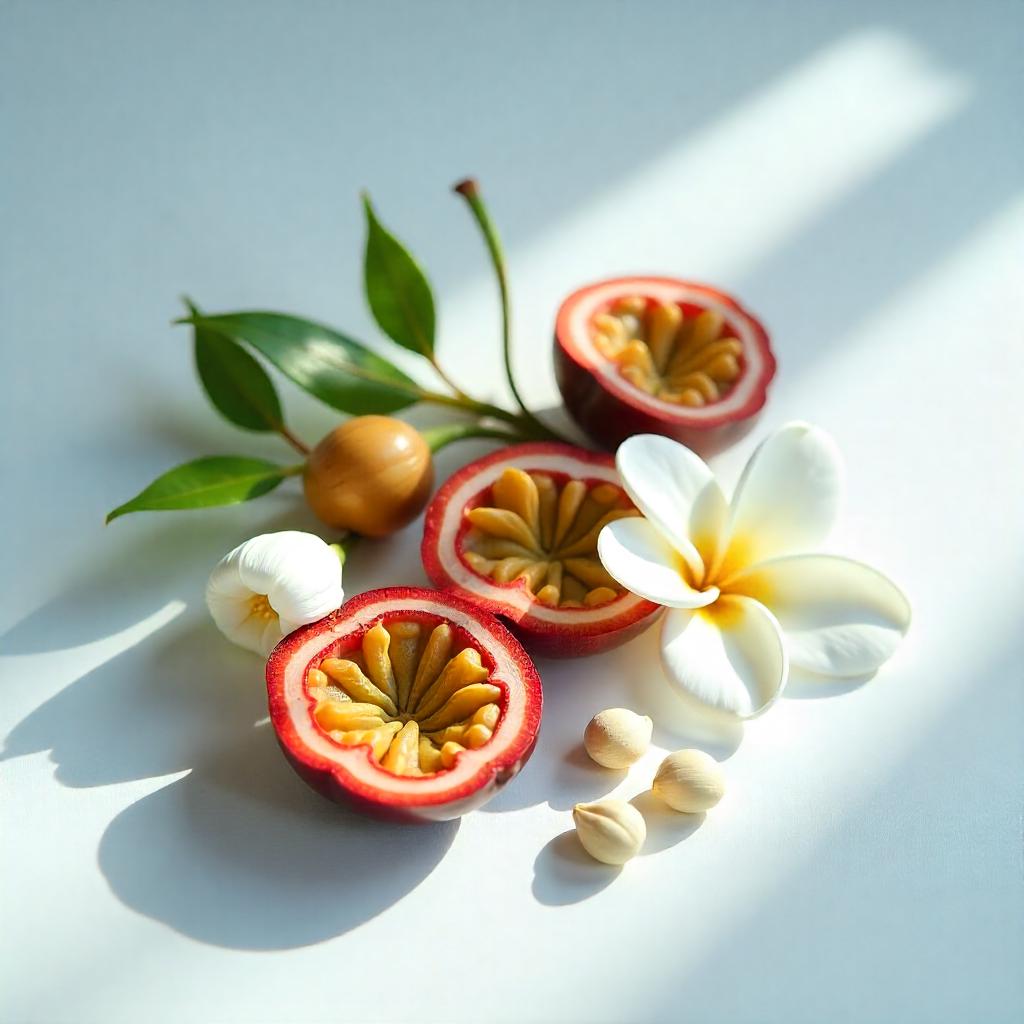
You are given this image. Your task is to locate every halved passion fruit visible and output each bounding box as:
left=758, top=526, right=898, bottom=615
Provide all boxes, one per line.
left=554, top=276, right=776, bottom=454
left=421, top=443, right=662, bottom=657
left=267, top=586, right=542, bottom=822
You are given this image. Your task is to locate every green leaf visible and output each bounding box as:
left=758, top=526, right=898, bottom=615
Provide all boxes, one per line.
left=194, top=324, right=285, bottom=432
left=106, top=456, right=293, bottom=523
left=186, top=312, right=420, bottom=415
left=363, top=194, right=436, bottom=357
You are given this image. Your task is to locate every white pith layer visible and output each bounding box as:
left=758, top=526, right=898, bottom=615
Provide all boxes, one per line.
left=440, top=452, right=652, bottom=624
left=283, top=596, right=529, bottom=796
left=566, top=279, right=766, bottom=419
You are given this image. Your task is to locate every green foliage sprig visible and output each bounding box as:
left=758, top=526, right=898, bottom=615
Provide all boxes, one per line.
left=107, top=179, right=572, bottom=523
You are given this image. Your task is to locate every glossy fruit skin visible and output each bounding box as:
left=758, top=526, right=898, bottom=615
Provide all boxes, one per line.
left=266, top=586, right=542, bottom=823
left=554, top=276, right=776, bottom=454
left=303, top=416, right=434, bottom=537
left=421, top=442, right=662, bottom=658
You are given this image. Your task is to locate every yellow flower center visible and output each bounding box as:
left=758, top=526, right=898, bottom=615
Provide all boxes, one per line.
left=247, top=593, right=277, bottom=622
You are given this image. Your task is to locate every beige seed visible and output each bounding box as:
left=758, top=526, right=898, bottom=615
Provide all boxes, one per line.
left=652, top=749, right=726, bottom=812
left=573, top=799, right=646, bottom=865
left=583, top=708, right=653, bottom=769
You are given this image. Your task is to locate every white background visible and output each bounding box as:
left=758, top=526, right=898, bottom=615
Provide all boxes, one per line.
left=2, top=2, right=1022, bottom=1022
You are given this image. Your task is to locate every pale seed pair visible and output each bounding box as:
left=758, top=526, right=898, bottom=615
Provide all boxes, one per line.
left=573, top=708, right=726, bottom=865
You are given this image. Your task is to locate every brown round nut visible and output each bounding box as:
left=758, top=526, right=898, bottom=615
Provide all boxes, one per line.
left=303, top=416, right=434, bottom=537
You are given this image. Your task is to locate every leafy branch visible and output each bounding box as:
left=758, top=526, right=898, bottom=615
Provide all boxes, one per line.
left=108, top=179, right=576, bottom=523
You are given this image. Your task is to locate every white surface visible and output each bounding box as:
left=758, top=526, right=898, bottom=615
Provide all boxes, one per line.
left=2, top=2, right=1023, bottom=1022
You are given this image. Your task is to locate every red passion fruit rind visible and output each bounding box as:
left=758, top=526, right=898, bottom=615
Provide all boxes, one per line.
left=267, top=586, right=542, bottom=823
left=421, top=442, right=662, bottom=658
left=554, top=276, right=776, bottom=454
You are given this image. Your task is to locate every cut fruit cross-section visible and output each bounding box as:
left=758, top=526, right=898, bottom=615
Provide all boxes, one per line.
left=554, top=276, right=775, bottom=454
left=267, top=587, right=542, bottom=822
left=422, top=443, right=662, bottom=657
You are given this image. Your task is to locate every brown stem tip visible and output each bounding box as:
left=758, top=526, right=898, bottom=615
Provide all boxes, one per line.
left=453, top=178, right=479, bottom=198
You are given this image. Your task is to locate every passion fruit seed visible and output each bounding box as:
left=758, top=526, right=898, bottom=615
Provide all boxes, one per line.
left=593, top=295, right=743, bottom=407
left=461, top=467, right=638, bottom=608
left=303, top=416, right=435, bottom=537
left=308, top=621, right=502, bottom=777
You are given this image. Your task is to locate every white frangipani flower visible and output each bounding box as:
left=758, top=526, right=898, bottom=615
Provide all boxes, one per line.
left=206, top=531, right=344, bottom=656
left=597, top=424, right=910, bottom=718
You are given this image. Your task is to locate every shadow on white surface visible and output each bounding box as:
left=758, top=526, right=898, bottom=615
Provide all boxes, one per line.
left=531, top=830, right=621, bottom=905
left=784, top=665, right=878, bottom=701
left=97, top=722, right=459, bottom=949
left=630, top=791, right=706, bottom=856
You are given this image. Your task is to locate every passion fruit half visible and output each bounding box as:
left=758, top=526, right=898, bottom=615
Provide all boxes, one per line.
left=267, top=586, right=542, bottom=822
left=421, top=443, right=662, bottom=657
left=554, top=276, right=775, bottom=454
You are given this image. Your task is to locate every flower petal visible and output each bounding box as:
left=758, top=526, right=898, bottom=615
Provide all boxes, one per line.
left=722, top=422, right=843, bottom=572
left=615, top=434, right=728, bottom=578
left=727, top=554, right=910, bottom=677
left=660, top=596, right=788, bottom=718
left=598, top=517, right=718, bottom=609
left=237, top=531, right=343, bottom=630
left=205, top=549, right=257, bottom=636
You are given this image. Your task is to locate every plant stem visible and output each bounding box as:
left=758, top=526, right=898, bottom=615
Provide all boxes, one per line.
left=421, top=421, right=524, bottom=453
left=279, top=424, right=310, bottom=456
left=452, top=178, right=575, bottom=446
left=282, top=462, right=307, bottom=477
left=329, top=532, right=361, bottom=568
left=428, top=355, right=471, bottom=403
